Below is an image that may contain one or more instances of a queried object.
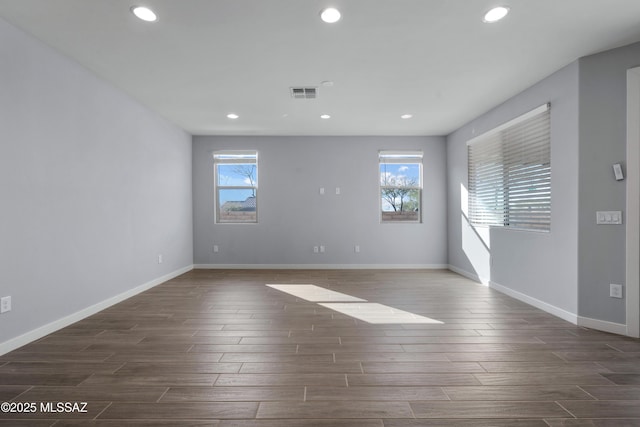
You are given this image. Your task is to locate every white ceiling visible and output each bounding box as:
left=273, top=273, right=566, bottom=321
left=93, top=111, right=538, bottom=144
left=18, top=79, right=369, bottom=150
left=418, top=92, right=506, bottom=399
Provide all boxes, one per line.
left=2, top=0, right=640, bottom=136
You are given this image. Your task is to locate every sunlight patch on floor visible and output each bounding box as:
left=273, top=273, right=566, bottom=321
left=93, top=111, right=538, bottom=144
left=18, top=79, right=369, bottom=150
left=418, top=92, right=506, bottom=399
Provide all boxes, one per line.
left=266, top=284, right=366, bottom=302
left=267, top=284, right=443, bottom=324
left=319, top=302, right=444, bottom=324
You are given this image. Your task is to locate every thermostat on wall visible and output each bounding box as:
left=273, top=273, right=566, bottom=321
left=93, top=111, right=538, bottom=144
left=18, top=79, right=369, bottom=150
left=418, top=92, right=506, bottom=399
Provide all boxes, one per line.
left=613, top=163, right=624, bottom=181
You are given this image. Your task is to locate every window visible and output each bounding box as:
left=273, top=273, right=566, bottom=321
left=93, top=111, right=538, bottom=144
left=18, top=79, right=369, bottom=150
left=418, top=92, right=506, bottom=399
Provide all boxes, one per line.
left=379, top=150, right=423, bottom=222
left=467, top=103, right=551, bottom=231
left=213, top=151, right=258, bottom=223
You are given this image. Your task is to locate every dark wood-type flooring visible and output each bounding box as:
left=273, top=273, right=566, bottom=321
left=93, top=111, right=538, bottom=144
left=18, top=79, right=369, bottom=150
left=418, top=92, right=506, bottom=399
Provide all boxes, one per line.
left=2, top=269, right=640, bottom=426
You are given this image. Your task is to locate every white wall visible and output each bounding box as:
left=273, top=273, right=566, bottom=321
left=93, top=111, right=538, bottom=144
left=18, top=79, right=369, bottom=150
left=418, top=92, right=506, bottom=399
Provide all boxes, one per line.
left=447, top=62, right=580, bottom=320
left=193, top=136, right=447, bottom=267
left=0, top=18, right=193, bottom=351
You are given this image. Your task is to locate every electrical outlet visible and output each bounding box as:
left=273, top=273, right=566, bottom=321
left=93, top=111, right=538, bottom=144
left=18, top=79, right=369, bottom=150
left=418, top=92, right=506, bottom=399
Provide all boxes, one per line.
left=213, top=245, right=219, bottom=253
left=354, top=245, right=360, bottom=253
left=1, top=296, right=11, bottom=313
left=610, top=284, right=623, bottom=299
left=158, top=254, right=163, bottom=264
left=313, top=246, right=319, bottom=253
left=319, top=245, right=325, bottom=253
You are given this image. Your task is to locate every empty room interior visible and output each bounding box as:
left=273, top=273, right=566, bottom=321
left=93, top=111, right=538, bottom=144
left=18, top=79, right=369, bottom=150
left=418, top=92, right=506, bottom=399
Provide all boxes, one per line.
left=2, top=0, right=640, bottom=425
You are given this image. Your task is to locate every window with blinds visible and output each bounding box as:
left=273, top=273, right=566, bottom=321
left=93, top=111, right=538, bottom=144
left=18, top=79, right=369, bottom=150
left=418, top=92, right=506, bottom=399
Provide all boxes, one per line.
left=467, top=103, right=551, bottom=231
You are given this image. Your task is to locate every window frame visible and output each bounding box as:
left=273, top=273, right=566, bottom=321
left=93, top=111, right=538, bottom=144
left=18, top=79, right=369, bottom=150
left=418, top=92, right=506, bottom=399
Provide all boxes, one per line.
left=467, top=103, right=551, bottom=232
left=213, top=150, right=258, bottom=224
left=378, top=150, right=424, bottom=224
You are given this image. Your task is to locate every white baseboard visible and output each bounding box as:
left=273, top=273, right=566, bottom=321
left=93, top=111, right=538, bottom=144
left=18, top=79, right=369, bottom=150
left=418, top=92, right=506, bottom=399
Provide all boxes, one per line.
left=447, top=265, right=488, bottom=285
left=194, top=264, right=449, bottom=270
left=0, top=265, right=193, bottom=356
left=577, top=316, right=628, bottom=335
left=445, top=269, right=630, bottom=336
left=489, top=280, right=578, bottom=325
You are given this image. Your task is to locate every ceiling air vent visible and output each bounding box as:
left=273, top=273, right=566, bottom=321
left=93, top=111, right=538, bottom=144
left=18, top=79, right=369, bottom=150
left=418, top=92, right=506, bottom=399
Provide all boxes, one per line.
left=290, top=87, right=317, bottom=99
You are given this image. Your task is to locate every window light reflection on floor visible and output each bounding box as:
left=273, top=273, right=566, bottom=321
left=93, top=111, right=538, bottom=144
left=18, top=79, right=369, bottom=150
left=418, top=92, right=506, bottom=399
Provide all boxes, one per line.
left=266, top=284, right=366, bottom=302
left=319, top=303, right=443, bottom=324
left=267, top=284, right=443, bottom=325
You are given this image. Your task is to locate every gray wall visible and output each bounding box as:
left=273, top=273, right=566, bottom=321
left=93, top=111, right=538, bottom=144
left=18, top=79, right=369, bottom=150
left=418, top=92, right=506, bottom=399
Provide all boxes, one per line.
left=193, top=136, right=447, bottom=267
left=0, top=18, right=193, bottom=345
left=4, top=6, right=637, bottom=348
left=447, top=62, right=580, bottom=315
left=578, top=42, right=640, bottom=324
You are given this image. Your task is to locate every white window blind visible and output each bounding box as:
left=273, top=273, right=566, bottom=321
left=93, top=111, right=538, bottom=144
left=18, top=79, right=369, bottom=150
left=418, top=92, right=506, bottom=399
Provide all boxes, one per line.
left=467, top=103, right=551, bottom=231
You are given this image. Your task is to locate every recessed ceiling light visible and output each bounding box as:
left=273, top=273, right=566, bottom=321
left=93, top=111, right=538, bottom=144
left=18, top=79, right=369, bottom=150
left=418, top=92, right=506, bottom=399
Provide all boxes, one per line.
left=131, top=6, right=157, bottom=22
left=320, top=114, right=331, bottom=119
left=483, top=6, right=509, bottom=23
left=320, top=7, right=341, bottom=23
left=226, top=113, right=239, bottom=119
left=401, top=114, right=413, bottom=119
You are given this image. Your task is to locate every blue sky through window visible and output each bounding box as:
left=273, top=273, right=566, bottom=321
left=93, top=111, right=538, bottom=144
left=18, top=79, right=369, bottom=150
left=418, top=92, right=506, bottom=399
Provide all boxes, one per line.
left=380, top=162, right=421, bottom=215
left=379, top=163, right=420, bottom=186
left=217, top=164, right=257, bottom=205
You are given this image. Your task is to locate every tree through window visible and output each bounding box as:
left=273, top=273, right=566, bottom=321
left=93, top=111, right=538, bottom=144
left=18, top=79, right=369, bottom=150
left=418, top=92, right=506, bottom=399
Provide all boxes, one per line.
left=213, top=151, right=258, bottom=223
left=379, top=151, right=423, bottom=223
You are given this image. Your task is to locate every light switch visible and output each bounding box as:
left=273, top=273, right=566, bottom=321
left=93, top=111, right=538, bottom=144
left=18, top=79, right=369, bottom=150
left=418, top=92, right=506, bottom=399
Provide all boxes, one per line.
left=596, top=211, right=623, bottom=224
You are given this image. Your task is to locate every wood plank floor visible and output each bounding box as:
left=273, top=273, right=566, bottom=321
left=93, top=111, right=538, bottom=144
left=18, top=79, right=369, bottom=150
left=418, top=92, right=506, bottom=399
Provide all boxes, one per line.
left=1, top=269, right=640, bottom=426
